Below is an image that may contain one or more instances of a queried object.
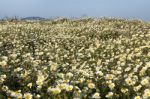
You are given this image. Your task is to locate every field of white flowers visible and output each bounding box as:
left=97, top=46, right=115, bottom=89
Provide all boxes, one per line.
left=0, top=18, right=150, bottom=99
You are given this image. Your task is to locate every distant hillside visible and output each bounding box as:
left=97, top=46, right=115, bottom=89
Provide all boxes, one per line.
left=22, top=16, right=45, bottom=20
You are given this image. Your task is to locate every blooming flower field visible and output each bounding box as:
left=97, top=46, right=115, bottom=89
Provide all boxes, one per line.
left=0, top=18, right=150, bottom=99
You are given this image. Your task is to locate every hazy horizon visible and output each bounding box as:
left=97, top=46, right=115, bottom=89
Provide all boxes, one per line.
left=0, top=0, right=150, bottom=21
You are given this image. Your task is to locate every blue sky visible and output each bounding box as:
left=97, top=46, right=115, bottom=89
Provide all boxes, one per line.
left=0, top=0, right=150, bottom=21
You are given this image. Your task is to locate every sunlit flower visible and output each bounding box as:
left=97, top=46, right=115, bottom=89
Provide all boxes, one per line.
left=133, top=85, right=142, bottom=92
left=27, top=83, right=32, bottom=88
left=47, top=87, right=61, bottom=95
left=143, top=89, right=150, bottom=98
left=58, top=83, right=67, bottom=90
left=36, top=71, right=46, bottom=87
left=65, top=85, right=73, bottom=91
left=125, top=77, right=136, bottom=86
left=134, top=96, right=142, bottom=99
left=96, top=71, right=103, bottom=76
left=92, top=92, right=100, bottom=99
left=121, top=88, right=128, bottom=94
left=141, top=77, right=149, bottom=86
left=108, top=83, right=115, bottom=90
left=88, top=83, right=95, bottom=89
left=66, top=72, right=74, bottom=78
left=106, top=92, right=114, bottom=98
left=0, top=61, right=7, bottom=67
left=24, top=93, right=32, bottom=99
left=105, top=74, right=114, bottom=80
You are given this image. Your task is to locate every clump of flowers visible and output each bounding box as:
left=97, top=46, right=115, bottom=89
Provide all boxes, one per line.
left=0, top=18, right=150, bottom=98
